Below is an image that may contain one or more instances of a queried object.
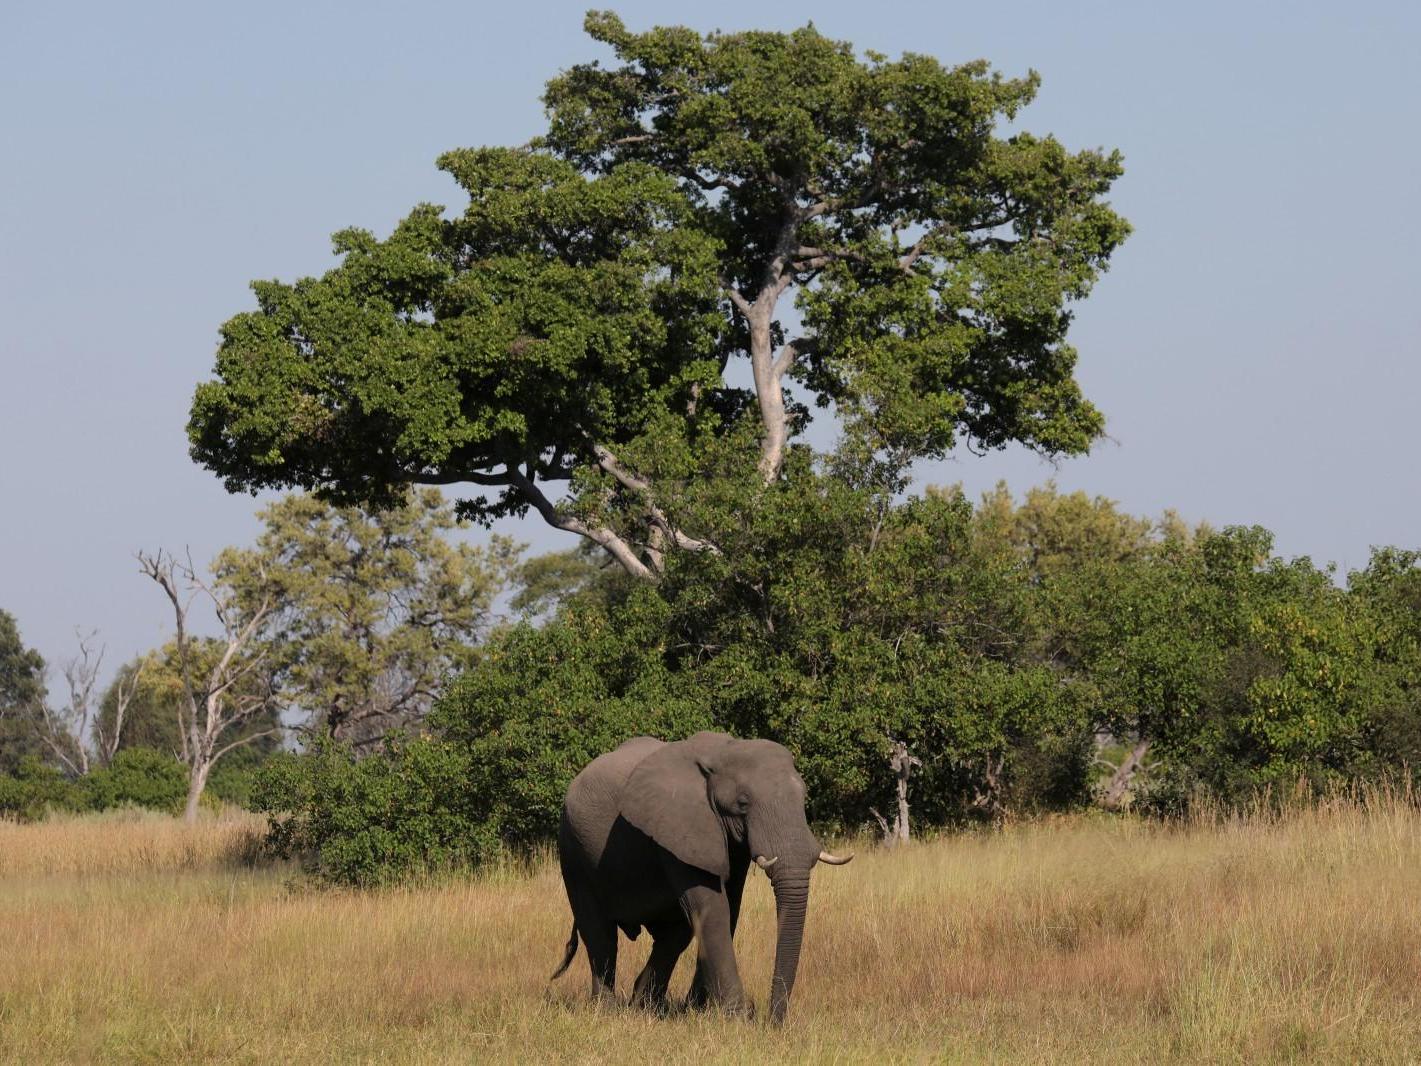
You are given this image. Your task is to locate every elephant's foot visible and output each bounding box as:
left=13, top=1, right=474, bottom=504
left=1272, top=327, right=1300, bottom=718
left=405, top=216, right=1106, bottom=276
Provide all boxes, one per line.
left=719, top=996, right=757, bottom=1021
left=683, top=992, right=755, bottom=1020
left=629, top=982, right=675, bottom=1015
left=590, top=983, right=618, bottom=1010
left=634, top=994, right=681, bottom=1017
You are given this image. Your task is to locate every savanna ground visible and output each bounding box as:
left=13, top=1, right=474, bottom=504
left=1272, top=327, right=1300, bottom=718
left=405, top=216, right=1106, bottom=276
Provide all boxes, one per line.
left=3, top=797, right=1421, bottom=1064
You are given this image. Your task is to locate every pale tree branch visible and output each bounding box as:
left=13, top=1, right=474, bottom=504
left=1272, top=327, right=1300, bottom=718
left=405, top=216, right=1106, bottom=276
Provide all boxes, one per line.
left=771, top=337, right=814, bottom=379
left=504, top=464, right=657, bottom=582
left=29, top=630, right=113, bottom=777
left=210, top=726, right=281, bottom=765
left=137, top=548, right=283, bottom=821
left=591, top=444, right=722, bottom=557
left=721, top=279, right=753, bottom=318
left=95, top=651, right=145, bottom=768
left=1097, top=737, right=1153, bottom=812
left=34, top=706, right=84, bottom=778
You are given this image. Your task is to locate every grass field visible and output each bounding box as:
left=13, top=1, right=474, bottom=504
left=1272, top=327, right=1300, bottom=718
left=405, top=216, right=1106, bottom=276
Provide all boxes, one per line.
left=3, top=797, right=1421, bottom=1064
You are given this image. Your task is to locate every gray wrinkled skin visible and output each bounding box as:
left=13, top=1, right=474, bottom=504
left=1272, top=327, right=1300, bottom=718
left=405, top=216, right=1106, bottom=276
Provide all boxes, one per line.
left=552, top=731, right=835, bottom=1023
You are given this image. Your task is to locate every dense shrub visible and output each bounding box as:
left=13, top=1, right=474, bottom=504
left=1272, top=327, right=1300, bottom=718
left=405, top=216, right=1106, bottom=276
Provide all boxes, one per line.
left=0, top=756, right=81, bottom=821
left=81, top=748, right=188, bottom=814
left=0, top=749, right=194, bottom=821
left=252, top=737, right=499, bottom=886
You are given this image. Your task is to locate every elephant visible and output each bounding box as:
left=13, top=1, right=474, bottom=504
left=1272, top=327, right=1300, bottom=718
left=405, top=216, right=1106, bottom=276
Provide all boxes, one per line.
left=550, top=731, right=852, bottom=1023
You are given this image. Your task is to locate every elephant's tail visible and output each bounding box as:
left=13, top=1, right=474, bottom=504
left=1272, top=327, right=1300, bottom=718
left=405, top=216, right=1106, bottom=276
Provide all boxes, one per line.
left=549, top=921, right=578, bottom=980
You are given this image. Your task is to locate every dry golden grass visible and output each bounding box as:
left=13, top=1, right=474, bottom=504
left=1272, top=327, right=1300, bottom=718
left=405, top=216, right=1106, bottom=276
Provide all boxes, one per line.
left=0, top=807, right=266, bottom=879
left=4, top=795, right=1421, bottom=1063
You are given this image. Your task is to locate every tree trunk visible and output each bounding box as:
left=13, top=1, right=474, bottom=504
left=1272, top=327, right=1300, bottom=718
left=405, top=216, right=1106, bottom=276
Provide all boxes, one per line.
left=873, top=739, right=920, bottom=846
left=183, top=760, right=211, bottom=823
left=1100, top=738, right=1152, bottom=811
left=892, top=744, right=912, bottom=845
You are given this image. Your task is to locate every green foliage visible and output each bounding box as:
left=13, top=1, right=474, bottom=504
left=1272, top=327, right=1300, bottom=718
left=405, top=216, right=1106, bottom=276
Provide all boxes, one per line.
left=253, top=738, right=498, bottom=887
left=214, top=488, right=518, bottom=743
left=96, top=656, right=180, bottom=753
left=80, top=748, right=188, bottom=814
left=205, top=743, right=273, bottom=809
left=0, top=749, right=194, bottom=821
left=0, top=610, right=47, bottom=775
left=246, top=474, right=1421, bottom=885
left=365, top=474, right=1096, bottom=867
left=190, top=14, right=1421, bottom=880
left=509, top=545, right=619, bottom=619
left=98, top=641, right=281, bottom=771
left=188, top=13, right=1127, bottom=582
left=435, top=589, right=713, bottom=846
left=0, top=756, right=80, bottom=821
left=189, top=153, right=725, bottom=523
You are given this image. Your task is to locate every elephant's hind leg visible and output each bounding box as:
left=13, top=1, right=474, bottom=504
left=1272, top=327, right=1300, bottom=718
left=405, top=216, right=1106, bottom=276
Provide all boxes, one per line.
left=631, top=918, right=693, bottom=1011
left=583, top=923, right=618, bottom=1005
left=566, top=888, right=618, bottom=1004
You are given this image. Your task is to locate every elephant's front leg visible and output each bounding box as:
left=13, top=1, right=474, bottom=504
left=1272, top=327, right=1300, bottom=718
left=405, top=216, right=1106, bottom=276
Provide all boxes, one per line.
left=688, top=860, right=748, bottom=1010
left=681, top=884, right=751, bottom=1016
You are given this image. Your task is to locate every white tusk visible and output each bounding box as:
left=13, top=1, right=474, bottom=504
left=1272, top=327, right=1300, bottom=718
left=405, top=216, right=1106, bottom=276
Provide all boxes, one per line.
left=817, top=850, right=854, bottom=866
left=753, top=854, right=778, bottom=870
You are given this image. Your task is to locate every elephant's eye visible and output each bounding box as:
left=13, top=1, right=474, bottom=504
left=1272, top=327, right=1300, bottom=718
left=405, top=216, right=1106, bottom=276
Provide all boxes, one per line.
left=735, top=793, right=750, bottom=811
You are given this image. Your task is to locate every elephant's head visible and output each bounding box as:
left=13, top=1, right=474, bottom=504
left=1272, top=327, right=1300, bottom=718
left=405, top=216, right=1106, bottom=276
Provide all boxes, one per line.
left=622, top=731, right=852, bottom=1022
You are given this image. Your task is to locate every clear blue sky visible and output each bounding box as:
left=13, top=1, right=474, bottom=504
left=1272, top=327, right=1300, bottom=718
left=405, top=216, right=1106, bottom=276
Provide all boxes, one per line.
left=1, top=0, right=1417, bottom=688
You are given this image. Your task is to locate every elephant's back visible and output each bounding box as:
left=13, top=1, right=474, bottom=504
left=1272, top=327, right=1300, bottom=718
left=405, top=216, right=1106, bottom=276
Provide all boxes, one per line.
left=568, top=736, right=665, bottom=803
left=562, top=737, right=665, bottom=860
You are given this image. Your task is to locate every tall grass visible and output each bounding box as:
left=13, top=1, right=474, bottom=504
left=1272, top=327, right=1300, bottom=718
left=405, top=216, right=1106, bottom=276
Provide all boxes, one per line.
left=0, top=807, right=265, bottom=879
left=3, top=791, right=1421, bottom=1063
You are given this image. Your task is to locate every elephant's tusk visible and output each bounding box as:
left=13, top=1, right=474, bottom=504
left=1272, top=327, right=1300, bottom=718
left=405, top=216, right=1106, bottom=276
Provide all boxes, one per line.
left=754, top=854, right=778, bottom=869
left=817, top=850, right=854, bottom=865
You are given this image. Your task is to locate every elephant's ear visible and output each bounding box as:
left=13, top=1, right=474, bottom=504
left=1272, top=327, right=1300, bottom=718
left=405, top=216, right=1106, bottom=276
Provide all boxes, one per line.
left=622, top=733, right=732, bottom=881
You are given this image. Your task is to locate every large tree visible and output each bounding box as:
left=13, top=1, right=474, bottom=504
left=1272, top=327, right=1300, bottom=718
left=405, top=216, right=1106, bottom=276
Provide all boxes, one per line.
left=188, top=13, right=1128, bottom=581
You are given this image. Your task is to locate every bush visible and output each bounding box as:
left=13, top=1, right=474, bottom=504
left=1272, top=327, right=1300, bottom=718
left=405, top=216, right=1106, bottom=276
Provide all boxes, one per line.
left=0, top=756, right=82, bottom=821
left=81, top=747, right=188, bottom=814
left=252, top=737, right=499, bottom=886
left=434, top=595, right=713, bottom=846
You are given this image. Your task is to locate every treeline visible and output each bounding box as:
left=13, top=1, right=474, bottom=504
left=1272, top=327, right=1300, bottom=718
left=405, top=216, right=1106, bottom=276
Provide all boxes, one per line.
left=6, top=479, right=1418, bottom=883
left=0, top=489, right=515, bottom=821
left=256, top=478, right=1421, bottom=885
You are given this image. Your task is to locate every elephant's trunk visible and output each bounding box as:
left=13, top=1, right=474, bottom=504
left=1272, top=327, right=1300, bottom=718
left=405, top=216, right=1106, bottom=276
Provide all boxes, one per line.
left=768, top=869, right=811, bottom=1024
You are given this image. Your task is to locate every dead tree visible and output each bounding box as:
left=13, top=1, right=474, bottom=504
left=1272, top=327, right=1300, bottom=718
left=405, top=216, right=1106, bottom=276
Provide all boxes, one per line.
left=138, top=549, right=279, bottom=821
left=869, top=738, right=922, bottom=847
left=969, top=753, right=1006, bottom=821
left=1095, top=736, right=1154, bottom=811
left=33, top=631, right=143, bottom=775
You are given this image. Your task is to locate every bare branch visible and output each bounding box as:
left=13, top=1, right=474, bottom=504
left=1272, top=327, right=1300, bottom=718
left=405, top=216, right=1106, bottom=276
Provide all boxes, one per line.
left=591, top=444, right=723, bottom=558
left=211, top=727, right=281, bottom=764
left=688, top=172, right=741, bottom=192
left=899, top=226, right=949, bottom=273
left=96, top=652, right=145, bottom=768
left=408, top=468, right=517, bottom=488
left=138, top=547, right=284, bottom=820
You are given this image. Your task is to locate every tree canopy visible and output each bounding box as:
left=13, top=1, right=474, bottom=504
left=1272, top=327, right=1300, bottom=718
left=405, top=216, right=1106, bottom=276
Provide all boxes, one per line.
left=188, top=12, right=1128, bottom=580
